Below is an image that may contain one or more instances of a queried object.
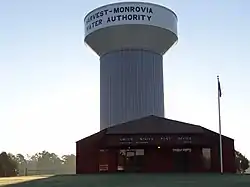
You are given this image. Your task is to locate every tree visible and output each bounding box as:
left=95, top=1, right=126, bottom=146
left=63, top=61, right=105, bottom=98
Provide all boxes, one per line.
left=15, top=154, right=27, bottom=175
left=61, top=154, right=76, bottom=174
left=0, top=151, right=76, bottom=176
left=35, top=151, right=62, bottom=174
left=235, top=150, right=249, bottom=173
left=0, top=152, right=18, bottom=177
left=16, top=154, right=26, bottom=166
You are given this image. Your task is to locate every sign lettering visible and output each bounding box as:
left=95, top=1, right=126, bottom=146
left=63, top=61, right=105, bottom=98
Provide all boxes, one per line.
left=117, top=136, right=193, bottom=145
left=120, top=137, right=133, bottom=142
left=85, top=5, right=154, bottom=32
left=160, top=136, right=172, bottom=141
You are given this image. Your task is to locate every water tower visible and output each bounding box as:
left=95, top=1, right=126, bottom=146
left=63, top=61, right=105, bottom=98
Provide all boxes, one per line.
left=84, top=2, right=178, bottom=130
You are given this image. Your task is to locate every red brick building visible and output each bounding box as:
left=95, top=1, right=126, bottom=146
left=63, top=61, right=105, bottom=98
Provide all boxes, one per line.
left=76, top=115, right=236, bottom=173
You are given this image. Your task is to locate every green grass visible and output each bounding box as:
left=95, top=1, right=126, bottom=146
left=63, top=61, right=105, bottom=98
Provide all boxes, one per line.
left=0, top=174, right=250, bottom=187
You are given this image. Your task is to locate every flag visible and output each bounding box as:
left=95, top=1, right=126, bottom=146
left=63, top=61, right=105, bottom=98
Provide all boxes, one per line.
left=217, top=76, right=222, bottom=97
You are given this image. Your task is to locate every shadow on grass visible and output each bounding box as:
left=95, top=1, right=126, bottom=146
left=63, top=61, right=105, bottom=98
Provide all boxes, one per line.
left=1, top=173, right=250, bottom=187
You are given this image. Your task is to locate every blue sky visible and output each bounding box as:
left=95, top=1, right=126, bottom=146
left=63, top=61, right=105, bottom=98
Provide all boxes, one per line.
left=1, top=0, right=250, bottom=158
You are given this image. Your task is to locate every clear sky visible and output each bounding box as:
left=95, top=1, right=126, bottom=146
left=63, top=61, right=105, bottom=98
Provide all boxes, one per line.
left=0, top=0, right=250, bottom=158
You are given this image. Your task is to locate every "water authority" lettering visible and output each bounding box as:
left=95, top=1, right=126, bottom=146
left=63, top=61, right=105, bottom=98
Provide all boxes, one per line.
left=107, top=14, right=151, bottom=23
left=85, top=5, right=154, bottom=32
left=107, top=6, right=153, bottom=23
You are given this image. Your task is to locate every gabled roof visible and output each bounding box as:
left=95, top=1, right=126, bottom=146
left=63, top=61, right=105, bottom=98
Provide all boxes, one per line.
left=106, top=115, right=205, bottom=135
left=76, top=115, right=234, bottom=143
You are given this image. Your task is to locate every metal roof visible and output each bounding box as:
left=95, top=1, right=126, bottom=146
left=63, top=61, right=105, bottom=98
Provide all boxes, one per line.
left=76, top=115, right=234, bottom=143
left=106, top=115, right=205, bottom=135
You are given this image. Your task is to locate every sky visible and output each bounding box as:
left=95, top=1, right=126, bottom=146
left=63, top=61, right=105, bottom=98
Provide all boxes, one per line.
left=0, top=0, right=250, bottom=158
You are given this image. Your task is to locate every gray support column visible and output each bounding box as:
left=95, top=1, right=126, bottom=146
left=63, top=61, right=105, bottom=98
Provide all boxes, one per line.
left=100, top=50, right=164, bottom=129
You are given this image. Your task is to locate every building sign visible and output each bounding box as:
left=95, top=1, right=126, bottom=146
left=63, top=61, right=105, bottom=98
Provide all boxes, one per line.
left=119, top=137, right=133, bottom=145
left=177, top=136, right=192, bottom=144
left=120, top=137, right=133, bottom=142
left=160, top=136, right=192, bottom=144
left=173, top=148, right=192, bottom=152
left=84, top=2, right=177, bottom=36
left=160, top=136, right=172, bottom=141
left=119, top=136, right=154, bottom=145
left=118, top=135, right=193, bottom=145
left=136, top=137, right=154, bottom=144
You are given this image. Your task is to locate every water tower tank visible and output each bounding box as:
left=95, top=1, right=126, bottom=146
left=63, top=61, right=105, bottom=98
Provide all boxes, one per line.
left=84, top=2, right=178, bottom=130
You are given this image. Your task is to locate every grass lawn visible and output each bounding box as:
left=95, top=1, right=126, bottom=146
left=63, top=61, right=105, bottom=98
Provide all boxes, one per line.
left=0, top=174, right=250, bottom=187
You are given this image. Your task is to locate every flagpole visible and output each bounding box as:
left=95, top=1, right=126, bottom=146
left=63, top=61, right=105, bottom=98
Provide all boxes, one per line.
left=217, top=75, right=223, bottom=174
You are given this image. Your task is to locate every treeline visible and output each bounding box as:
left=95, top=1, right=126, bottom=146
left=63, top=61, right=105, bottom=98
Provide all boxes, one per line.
left=0, top=151, right=75, bottom=177
left=0, top=150, right=249, bottom=177
left=235, top=150, right=249, bottom=173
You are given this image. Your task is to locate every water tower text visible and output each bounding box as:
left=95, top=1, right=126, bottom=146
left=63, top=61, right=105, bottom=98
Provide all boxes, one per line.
left=85, top=5, right=154, bottom=32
